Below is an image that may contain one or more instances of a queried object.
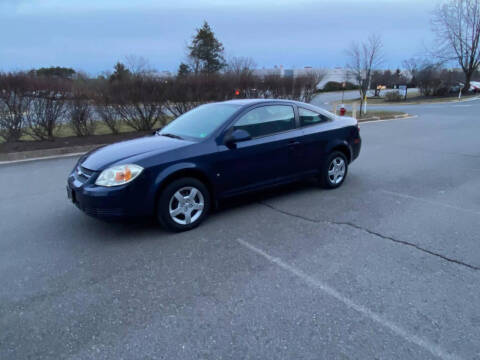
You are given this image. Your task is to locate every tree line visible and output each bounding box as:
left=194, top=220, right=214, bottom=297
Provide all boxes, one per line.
left=0, top=66, right=323, bottom=143
left=0, top=22, right=323, bottom=143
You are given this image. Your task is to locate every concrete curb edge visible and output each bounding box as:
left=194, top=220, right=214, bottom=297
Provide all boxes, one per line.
left=0, top=144, right=104, bottom=165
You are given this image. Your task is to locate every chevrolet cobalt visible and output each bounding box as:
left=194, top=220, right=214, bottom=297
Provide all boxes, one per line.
left=67, top=99, right=361, bottom=231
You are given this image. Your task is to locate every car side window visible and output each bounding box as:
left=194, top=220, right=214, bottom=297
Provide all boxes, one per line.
left=233, top=105, right=295, bottom=138
left=299, top=107, right=330, bottom=127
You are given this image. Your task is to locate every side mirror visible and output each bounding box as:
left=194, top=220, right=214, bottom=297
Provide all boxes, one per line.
left=225, top=129, right=251, bottom=147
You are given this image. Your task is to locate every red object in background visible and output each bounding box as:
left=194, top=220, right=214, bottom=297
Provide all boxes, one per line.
left=234, top=89, right=240, bottom=96
left=339, top=104, right=346, bottom=116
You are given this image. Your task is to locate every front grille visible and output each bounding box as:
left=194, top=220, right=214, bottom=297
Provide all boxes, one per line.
left=75, top=165, right=95, bottom=183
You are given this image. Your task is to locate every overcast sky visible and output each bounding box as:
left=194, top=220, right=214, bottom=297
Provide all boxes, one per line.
left=0, top=0, right=438, bottom=75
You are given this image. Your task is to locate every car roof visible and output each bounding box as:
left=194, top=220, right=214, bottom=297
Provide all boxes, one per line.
left=221, top=98, right=327, bottom=113
left=222, top=98, right=297, bottom=106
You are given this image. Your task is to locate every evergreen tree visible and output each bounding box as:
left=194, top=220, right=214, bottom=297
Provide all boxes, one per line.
left=177, top=63, right=191, bottom=77
left=110, top=62, right=131, bottom=82
left=32, top=67, right=76, bottom=79
left=188, top=21, right=226, bottom=74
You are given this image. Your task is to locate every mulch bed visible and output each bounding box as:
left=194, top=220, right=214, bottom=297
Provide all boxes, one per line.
left=0, top=131, right=153, bottom=154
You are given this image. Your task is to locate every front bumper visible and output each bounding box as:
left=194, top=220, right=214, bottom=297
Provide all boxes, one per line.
left=67, top=166, right=153, bottom=220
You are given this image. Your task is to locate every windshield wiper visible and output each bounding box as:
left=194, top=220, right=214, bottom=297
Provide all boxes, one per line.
left=160, top=133, right=184, bottom=140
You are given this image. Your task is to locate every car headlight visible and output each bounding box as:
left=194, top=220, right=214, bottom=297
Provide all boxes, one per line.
left=95, top=164, right=143, bottom=187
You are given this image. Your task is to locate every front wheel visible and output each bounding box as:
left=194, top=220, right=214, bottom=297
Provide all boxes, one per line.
left=319, top=151, right=348, bottom=189
left=157, top=177, right=210, bottom=232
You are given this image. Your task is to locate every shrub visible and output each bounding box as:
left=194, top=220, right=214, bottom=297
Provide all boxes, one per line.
left=297, top=72, right=325, bottom=103
left=0, top=72, right=33, bottom=142
left=163, top=76, right=200, bottom=117
left=322, top=81, right=358, bottom=92
left=68, top=85, right=96, bottom=137
left=25, top=77, right=70, bottom=141
left=110, top=75, right=168, bottom=131
left=384, top=91, right=403, bottom=102
left=94, top=82, right=121, bottom=134
left=433, top=86, right=449, bottom=96
left=69, top=100, right=95, bottom=136
left=407, top=63, right=460, bottom=97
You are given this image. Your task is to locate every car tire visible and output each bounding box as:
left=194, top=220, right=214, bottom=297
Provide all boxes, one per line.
left=157, top=177, right=211, bottom=232
left=320, top=151, right=348, bottom=189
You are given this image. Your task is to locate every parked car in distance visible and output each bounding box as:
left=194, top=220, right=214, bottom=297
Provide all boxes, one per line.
left=67, top=99, right=361, bottom=231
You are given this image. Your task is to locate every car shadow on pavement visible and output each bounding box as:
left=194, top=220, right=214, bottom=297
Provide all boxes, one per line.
left=64, top=175, right=360, bottom=242
left=216, top=178, right=320, bottom=213
left=62, top=179, right=318, bottom=240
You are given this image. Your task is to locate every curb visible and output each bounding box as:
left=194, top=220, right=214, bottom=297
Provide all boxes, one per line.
left=0, top=144, right=104, bottom=165
left=359, top=114, right=417, bottom=124
left=357, top=113, right=410, bottom=122
left=366, top=96, right=480, bottom=106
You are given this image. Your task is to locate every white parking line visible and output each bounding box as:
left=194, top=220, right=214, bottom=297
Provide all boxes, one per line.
left=381, top=190, right=480, bottom=216
left=236, top=238, right=462, bottom=360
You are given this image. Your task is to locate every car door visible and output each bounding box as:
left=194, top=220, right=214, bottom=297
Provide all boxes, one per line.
left=296, top=107, right=336, bottom=173
left=215, top=104, right=303, bottom=197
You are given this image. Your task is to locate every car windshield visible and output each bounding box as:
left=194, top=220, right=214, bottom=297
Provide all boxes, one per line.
left=159, top=103, right=241, bottom=140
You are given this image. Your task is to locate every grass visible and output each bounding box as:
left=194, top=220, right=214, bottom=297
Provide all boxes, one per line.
left=0, top=119, right=168, bottom=144
left=343, top=110, right=407, bottom=121
left=20, top=121, right=154, bottom=140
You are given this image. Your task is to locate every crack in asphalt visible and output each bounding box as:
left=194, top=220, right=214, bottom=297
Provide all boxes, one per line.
left=259, top=201, right=480, bottom=272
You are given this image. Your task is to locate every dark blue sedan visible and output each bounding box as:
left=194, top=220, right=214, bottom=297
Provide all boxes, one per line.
left=67, top=99, right=361, bottom=231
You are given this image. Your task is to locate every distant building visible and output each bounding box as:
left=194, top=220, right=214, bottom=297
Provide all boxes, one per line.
left=253, top=65, right=286, bottom=77
left=253, top=66, right=359, bottom=89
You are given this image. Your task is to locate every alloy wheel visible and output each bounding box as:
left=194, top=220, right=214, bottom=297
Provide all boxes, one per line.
left=328, top=157, right=346, bottom=185
left=168, top=186, right=205, bottom=225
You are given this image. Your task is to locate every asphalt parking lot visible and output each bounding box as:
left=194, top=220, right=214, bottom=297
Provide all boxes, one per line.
left=1, top=99, right=480, bottom=359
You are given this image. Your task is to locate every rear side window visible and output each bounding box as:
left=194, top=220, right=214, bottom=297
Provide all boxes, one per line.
left=299, top=107, right=330, bottom=127
left=233, top=105, right=295, bottom=138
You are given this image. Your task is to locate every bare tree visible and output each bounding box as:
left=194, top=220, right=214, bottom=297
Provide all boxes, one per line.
left=111, top=75, right=168, bottom=131
left=25, top=77, right=69, bottom=141
left=0, top=73, right=33, bottom=142
left=299, top=70, right=325, bottom=103
left=68, top=83, right=96, bottom=137
left=164, top=75, right=202, bottom=117
left=346, top=34, right=384, bottom=115
left=260, top=73, right=284, bottom=99
left=432, top=0, right=480, bottom=91
left=402, top=57, right=421, bottom=86
left=125, top=55, right=156, bottom=76
left=226, top=56, right=257, bottom=76
left=225, top=56, right=258, bottom=98
left=94, top=82, right=121, bottom=134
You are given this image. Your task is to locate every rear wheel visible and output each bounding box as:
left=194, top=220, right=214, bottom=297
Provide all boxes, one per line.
left=320, top=151, right=348, bottom=189
left=157, top=177, right=210, bottom=232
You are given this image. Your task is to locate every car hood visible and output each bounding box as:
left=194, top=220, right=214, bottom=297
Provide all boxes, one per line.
left=81, top=135, right=193, bottom=171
